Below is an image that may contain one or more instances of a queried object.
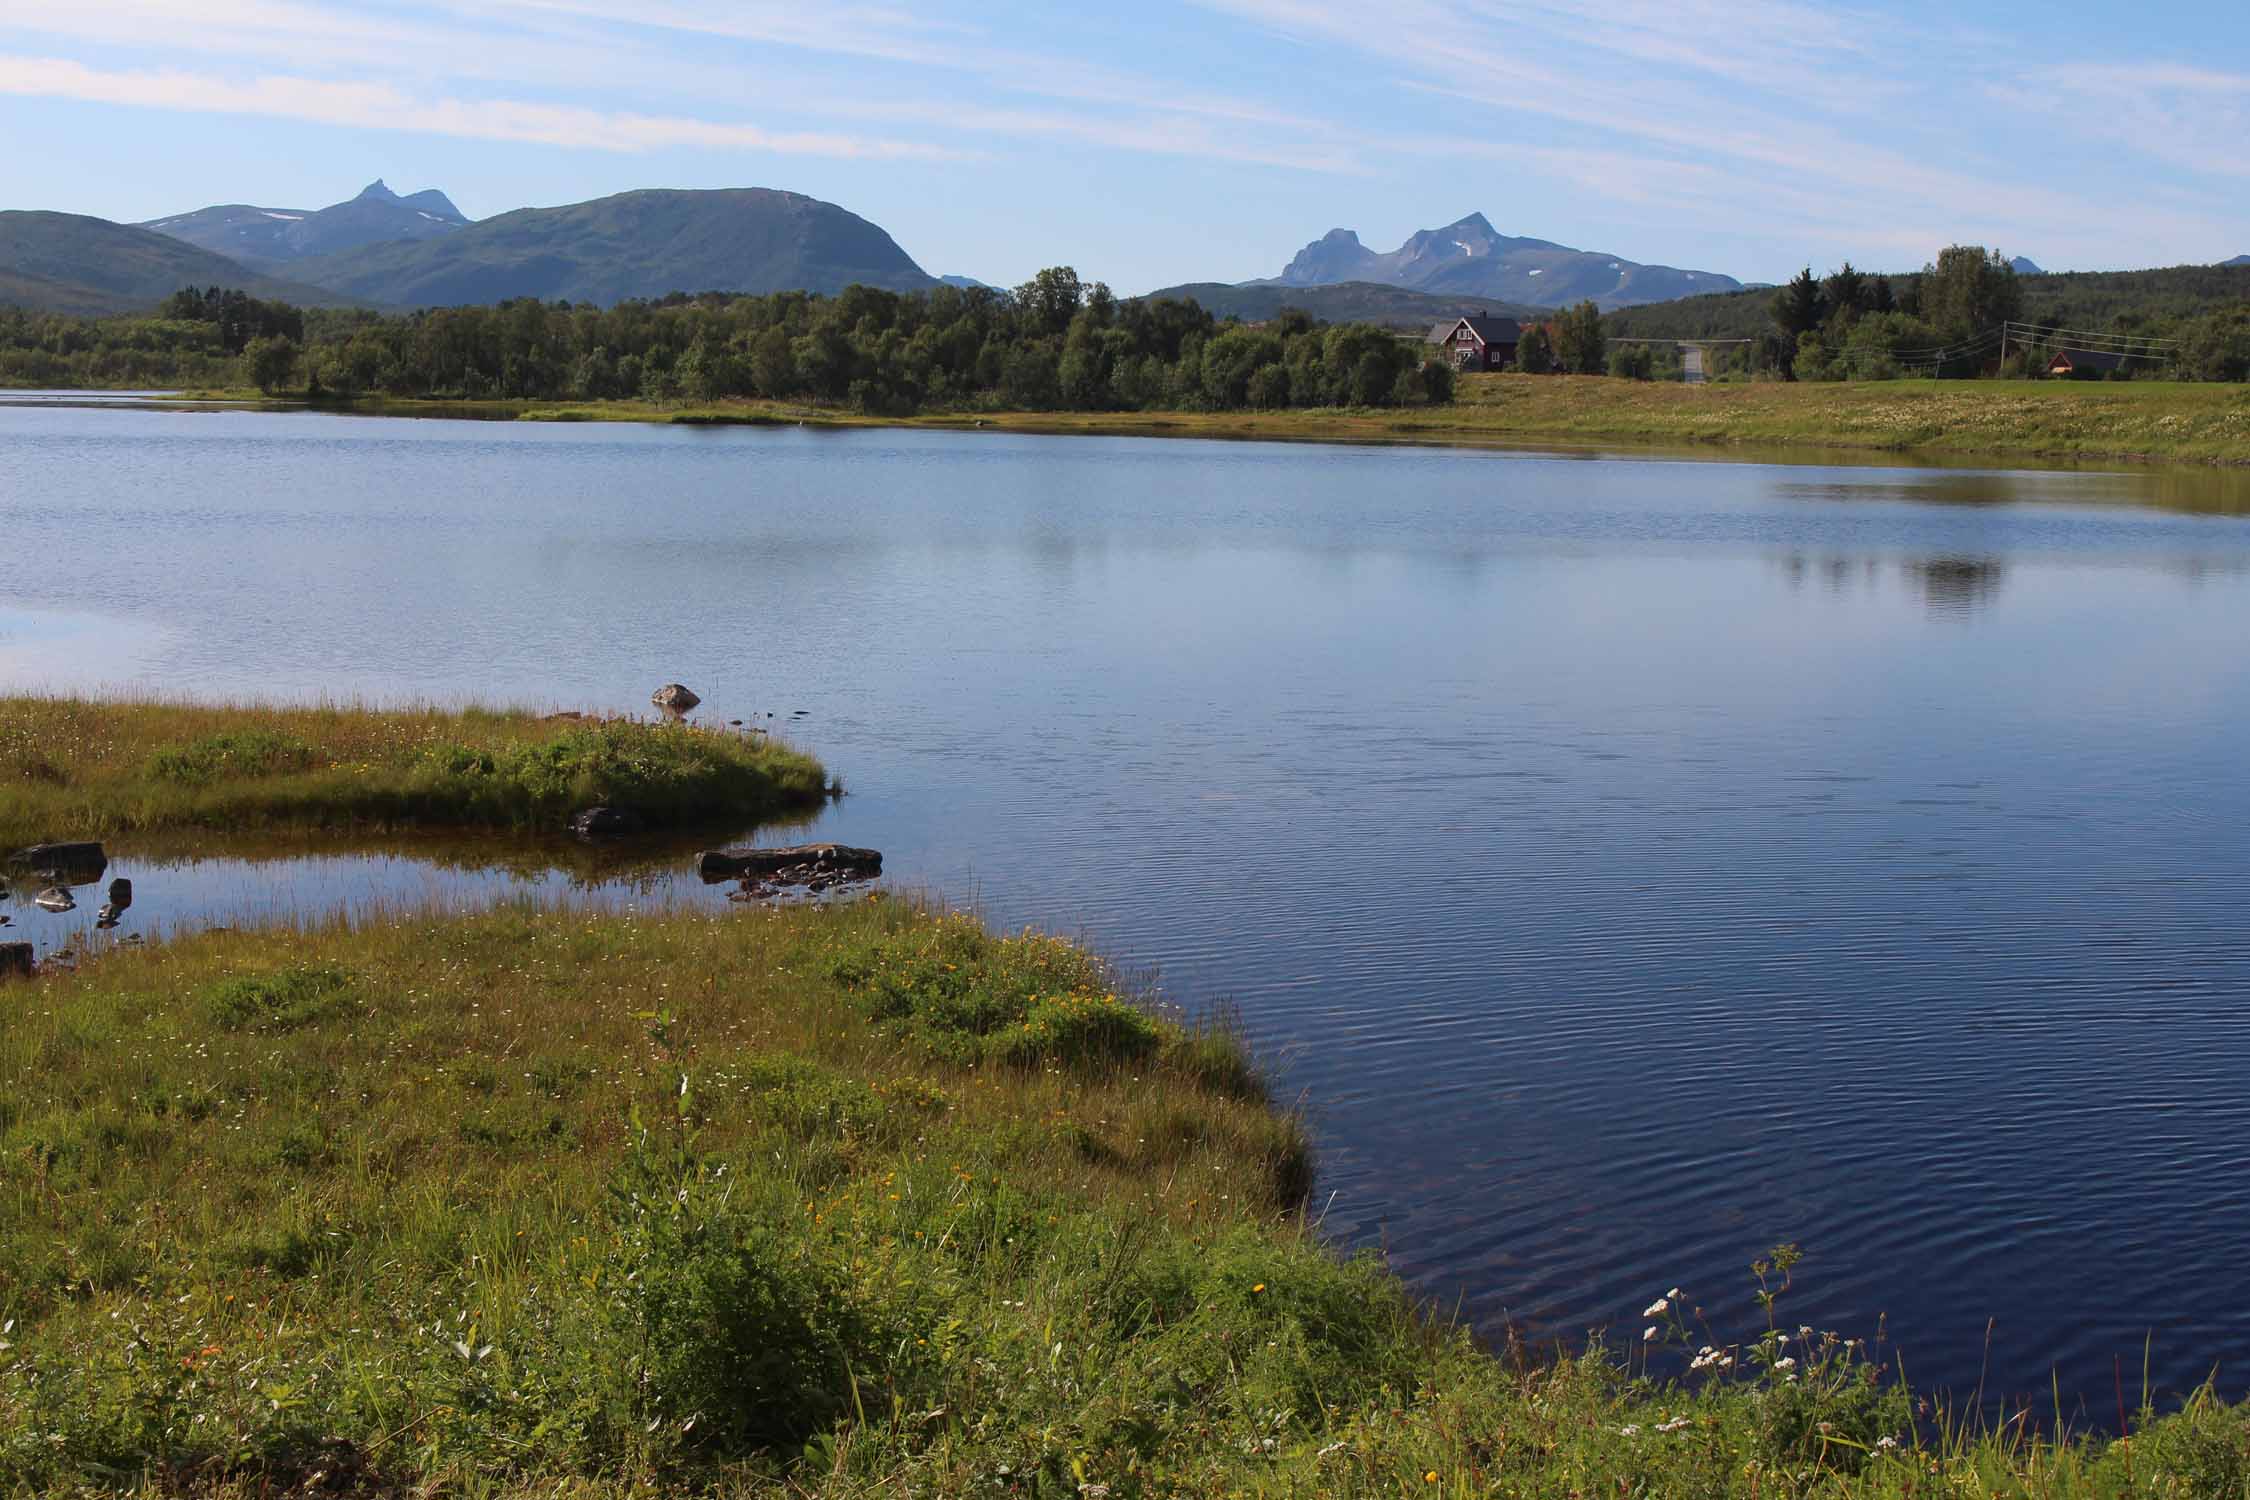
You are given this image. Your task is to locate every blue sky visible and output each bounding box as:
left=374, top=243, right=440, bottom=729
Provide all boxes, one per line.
left=4, top=0, right=2247, bottom=293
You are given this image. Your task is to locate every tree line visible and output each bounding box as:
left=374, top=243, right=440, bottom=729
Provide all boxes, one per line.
left=1608, top=246, right=2250, bottom=382
left=0, top=267, right=1462, bottom=412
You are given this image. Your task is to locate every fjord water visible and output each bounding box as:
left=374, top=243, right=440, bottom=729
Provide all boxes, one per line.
left=7, top=404, right=2250, bottom=1416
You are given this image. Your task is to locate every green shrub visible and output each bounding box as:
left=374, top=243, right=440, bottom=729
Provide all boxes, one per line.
left=144, top=730, right=317, bottom=785
left=826, top=912, right=1161, bottom=1067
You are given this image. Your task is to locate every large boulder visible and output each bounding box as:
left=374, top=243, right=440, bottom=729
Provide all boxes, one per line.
left=651, top=683, right=701, bottom=715
left=696, top=844, right=882, bottom=883
left=0, top=943, right=33, bottom=982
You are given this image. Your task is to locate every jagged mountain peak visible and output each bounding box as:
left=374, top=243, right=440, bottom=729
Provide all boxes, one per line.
left=1268, top=212, right=1742, bottom=309
left=357, top=179, right=396, bottom=201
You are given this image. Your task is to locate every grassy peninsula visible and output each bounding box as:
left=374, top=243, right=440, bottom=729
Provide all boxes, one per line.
left=0, top=698, right=826, bottom=847
left=490, top=373, right=2250, bottom=469
left=5, top=902, right=2249, bottom=1495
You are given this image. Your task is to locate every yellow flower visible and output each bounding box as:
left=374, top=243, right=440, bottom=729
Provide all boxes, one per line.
left=1252, top=1283, right=1266, bottom=1294
left=1424, top=1471, right=1439, bottom=1484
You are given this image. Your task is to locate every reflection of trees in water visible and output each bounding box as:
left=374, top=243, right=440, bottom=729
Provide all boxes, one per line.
left=2162, top=554, right=2250, bottom=587
left=1774, top=551, right=1884, bottom=596
left=1905, top=555, right=2005, bottom=618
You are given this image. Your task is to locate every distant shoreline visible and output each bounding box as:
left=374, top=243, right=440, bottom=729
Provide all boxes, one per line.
left=19, top=372, right=2250, bottom=469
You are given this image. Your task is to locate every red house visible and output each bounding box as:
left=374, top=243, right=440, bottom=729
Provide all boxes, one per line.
left=1427, top=314, right=1523, bottom=371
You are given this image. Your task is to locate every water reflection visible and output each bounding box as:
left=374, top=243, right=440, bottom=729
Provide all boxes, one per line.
left=9, top=406, right=2250, bottom=1418
left=1907, top=555, right=2007, bottom=618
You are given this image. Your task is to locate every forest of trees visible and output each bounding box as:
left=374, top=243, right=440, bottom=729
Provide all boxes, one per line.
left=0, top=267, right=1462, bottom=413
left=1608, top=246, right=2250, bottom=382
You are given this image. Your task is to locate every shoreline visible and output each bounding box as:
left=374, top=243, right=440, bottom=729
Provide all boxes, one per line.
left=15, top=372, right=2250, bottom=471
left=5, top=696, right=2246, bottom=1491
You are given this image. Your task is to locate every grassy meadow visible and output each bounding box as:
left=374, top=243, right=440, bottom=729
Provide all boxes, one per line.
left=4, top=898, right=2249, bottom=1495
left=152, top=374, right=2250, bottom=466
left=0, top=697, right=827, bottom=847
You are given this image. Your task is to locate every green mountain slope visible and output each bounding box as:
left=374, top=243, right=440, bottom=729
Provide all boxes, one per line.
left=1140, top=279, right=1546, bottom=328
left=287, top=188, right=936, bottom=307
left=0, top=211, right=355, bottom=314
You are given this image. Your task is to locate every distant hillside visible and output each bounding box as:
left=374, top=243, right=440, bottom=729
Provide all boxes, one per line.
left=1140, top=279, right=1545, bottom=328
left=2009, top=256, right=2044, bottom=275
left=142, top=180, right=470, bottom=265
left=0, top=212, right=356, bottom=315
left=285, top=188, right=936, bottom=308
left=939, top=274, right=997, bottom=290
left=1607, top=261, right=2250, bottom=341
left=2225, top=255, right=2250, bottom=268
left=1264, top=213, right=1742, bottom=310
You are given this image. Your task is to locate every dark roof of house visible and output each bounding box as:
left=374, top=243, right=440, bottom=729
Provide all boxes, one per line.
left=1426, top=314, right=1523, bottom=345
left=2048, top=347, right=2128, bottom=371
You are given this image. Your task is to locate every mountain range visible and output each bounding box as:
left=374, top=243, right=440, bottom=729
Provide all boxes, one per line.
left=0, top=212, right=360, bottom=316
left=2226, top=255, right=2250, bottom=268
left=141, top=180, right=470, bottom=265
left=1140, top=280, right=1546, bottom=328
left=1259, top=213, right=1743, bottom=310
left=0, top=184, right=939, bottom=314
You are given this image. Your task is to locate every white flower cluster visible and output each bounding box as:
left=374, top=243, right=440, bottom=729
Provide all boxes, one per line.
left=1689, top=1345, right=1734, bottom=1371
left=1655, top=1417, right=1692, bottom=1433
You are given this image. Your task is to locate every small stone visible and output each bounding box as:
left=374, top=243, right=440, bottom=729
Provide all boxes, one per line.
left=33, top=887, right=74, bottom=913
left=570, top=806, right=645, bottom=840
left=651, top=683, right=701, bottom=715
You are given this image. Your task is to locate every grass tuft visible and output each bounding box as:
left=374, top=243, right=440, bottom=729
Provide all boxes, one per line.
left=0, top=696, right=827, bottom=843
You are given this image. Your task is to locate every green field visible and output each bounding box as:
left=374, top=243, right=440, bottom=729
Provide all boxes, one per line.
left=0, top=698, right=826, bottom=846
left=359, top=374, right=2250, bottom=468
left=9, top=899, right=2250, bottom=1496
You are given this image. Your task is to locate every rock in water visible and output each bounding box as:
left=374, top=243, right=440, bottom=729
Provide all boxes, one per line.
left=696, top=843, right=882, bottom=883
left=651, top=683, right=701, bottom=715
left=6, top=841, right=107, bottom=884
left=0, top=942, right=33, bottom=981
left=107, top=877, right=132, bottom=910
left=570, top=805, right=645, bottom=840
left=33, top=887, right=74, bottom=913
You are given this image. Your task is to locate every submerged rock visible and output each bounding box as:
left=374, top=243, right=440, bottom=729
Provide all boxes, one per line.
left=0, top=943, right=33, bottom=981
left=96, top=878, right=133, bottom=929
left=651, top=683, right=701, bottom=716
left=696, top=843, right=882, bottom=885
left=33, top=887, right=74, bottom=913
left=7, top=841, right=107, bottom=884
left=570, top=805, right=645, bottom=840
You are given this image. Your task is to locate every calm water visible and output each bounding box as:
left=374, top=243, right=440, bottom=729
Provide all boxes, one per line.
left=7, top=403, right=2250, bottom=1417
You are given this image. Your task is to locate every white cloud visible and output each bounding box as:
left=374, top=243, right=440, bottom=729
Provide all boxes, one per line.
left=0, top=54, right=963, bottom=158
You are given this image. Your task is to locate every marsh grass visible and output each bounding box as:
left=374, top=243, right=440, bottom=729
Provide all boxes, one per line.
left=0, top=696, right=827, bottom=845
left=4, top=900, right=2247, bottom=1496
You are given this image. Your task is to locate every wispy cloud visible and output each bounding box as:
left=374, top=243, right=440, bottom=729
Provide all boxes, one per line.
left=0, top=54, right=964, bottom=158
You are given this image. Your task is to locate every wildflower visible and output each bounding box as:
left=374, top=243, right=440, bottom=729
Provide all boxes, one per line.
left=1643, top=1297, right=1669, bottom=1317
left=1667, top=1287, right=1682, bottom=1300
left=1252, top=1283, right=1266, bottom=1295
left=1424, top=1470, right=1439, bottom=1483
left=1876, top=1436, right=1900, bottom=1450
left=1773, top=1357, right=1796, bottom=1372
left=1616, top=1424, right=1641, bottom=1436
left=1656, top=1417, right=1691, bottom=1433
left=1643, top=1326, right=1657, bottom=1342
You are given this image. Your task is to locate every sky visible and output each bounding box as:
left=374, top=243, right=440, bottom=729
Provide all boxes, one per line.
left=3, top=0, right=2248, bottom=294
